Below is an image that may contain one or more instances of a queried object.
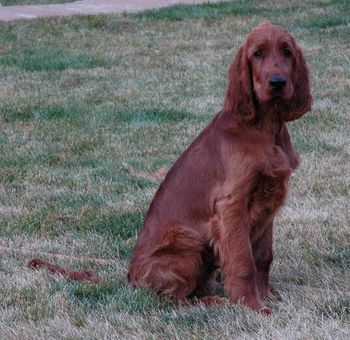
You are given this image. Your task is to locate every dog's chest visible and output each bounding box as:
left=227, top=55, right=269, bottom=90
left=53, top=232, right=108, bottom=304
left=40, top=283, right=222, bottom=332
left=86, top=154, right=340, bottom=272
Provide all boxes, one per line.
left=248, top=146, right=292, bottom=226
left=208, top=145, right=292, bottom=245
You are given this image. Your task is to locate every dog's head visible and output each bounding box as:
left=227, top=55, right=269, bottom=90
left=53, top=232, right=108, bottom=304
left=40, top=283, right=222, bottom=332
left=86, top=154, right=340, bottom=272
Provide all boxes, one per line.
left=224, top=21, right=312, bottom=122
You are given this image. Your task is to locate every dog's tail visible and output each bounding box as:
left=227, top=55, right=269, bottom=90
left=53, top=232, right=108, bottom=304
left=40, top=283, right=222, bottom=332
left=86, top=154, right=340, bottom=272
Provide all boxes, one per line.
left=27, top=258, right=100, bottom=283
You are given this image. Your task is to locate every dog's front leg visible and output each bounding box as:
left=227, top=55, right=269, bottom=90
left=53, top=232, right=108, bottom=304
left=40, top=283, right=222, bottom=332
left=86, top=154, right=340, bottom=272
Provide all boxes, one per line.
left=252, top=222, right=278, bottom=301
left=217, top=210, right=272, bottom=314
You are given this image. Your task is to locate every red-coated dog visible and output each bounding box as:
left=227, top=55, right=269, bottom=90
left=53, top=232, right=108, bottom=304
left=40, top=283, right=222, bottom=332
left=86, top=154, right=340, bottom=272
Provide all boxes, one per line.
left=29, top=22, right=312, bottom=315
left=128, top=22, right=312, bottom=314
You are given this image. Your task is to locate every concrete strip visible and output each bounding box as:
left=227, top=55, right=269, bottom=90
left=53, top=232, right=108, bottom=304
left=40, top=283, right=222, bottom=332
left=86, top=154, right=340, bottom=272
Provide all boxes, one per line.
left=0, top=0, right=224, bottom=22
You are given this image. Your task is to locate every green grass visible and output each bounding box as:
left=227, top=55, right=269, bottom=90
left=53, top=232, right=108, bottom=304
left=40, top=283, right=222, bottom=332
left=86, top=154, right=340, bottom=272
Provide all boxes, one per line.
left=0, top=0, right=349, bottom=338
left=0, top=48, right=106, bottom=72
left=1, top=0, right=74, bottom=6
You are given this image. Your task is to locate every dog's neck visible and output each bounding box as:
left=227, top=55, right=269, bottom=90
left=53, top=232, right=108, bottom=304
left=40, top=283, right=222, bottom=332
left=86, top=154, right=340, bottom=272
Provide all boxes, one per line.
left=254, top=100, right=285, bottom=140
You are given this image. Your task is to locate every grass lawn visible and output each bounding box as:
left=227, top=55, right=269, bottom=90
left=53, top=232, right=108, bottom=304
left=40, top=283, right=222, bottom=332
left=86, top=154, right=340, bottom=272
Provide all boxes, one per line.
left=0, top=0, right=349, bottom=338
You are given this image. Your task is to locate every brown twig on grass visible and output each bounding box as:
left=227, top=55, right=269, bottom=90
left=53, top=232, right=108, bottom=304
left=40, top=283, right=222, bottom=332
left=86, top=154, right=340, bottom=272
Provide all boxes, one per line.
left=27, top=258, right=101, bottom=283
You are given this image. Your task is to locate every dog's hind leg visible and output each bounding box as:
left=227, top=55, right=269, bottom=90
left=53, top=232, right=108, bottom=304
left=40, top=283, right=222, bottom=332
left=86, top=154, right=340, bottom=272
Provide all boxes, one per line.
left=128, top=223, right=208, bottom=301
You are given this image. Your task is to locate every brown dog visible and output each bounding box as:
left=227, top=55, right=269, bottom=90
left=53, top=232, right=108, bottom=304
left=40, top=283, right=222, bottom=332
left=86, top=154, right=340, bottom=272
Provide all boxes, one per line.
left=128, top=21, right=312, bottom=314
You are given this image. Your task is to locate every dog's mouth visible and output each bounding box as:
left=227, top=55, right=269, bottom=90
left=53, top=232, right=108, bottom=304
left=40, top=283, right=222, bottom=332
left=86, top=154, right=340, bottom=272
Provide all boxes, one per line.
left=257, top=91, right=285, bottom=104
left=270, top=87, right=285, bottom=98
left=255, top=84, right=293, bottom=104
left=269, top=88, right=295, bottom=103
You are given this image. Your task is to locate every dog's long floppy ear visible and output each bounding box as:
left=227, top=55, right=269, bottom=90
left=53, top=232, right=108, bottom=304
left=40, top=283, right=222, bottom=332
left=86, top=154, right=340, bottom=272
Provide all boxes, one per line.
left=223, top=45, right=256, bottom=122
left=285, top=41, right=313, bottom=121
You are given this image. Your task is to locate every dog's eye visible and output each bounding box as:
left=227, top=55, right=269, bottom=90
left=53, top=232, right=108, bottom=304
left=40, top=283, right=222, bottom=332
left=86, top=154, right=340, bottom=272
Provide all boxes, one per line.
left=284, top=48, right=293, bottom=58
left=253, top=49, right=264, bottom=58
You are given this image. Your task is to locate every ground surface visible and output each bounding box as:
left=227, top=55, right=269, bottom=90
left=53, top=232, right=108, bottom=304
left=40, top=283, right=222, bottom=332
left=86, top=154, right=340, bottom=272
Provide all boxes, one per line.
left=0, top=0, right=223, bottom=22
left=1, top=0, right=74, bottom=7
left=0, top=0, right=349, bottom=339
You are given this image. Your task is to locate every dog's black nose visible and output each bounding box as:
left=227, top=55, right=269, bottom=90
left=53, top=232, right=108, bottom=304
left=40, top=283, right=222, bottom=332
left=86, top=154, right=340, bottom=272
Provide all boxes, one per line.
left=269, top=75, right=287, bottom=90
